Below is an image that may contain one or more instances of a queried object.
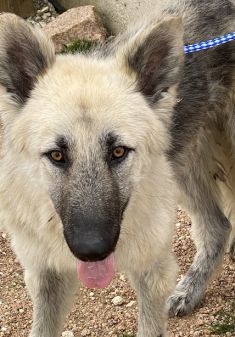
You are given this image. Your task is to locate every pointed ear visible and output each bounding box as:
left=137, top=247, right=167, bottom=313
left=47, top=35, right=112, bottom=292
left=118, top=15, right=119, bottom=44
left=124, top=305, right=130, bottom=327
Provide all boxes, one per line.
left=0, top=13, right=55, bottom=104
left=117, top=17, right=184, bottom=103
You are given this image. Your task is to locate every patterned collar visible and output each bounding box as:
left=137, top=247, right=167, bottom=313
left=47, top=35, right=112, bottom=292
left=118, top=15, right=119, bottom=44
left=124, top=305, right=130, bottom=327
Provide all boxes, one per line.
left=184, top=32, right=235, bottom=54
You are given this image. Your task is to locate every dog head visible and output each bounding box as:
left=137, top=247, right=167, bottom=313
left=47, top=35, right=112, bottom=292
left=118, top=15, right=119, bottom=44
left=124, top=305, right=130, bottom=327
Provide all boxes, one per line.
left=0, top=14, right=183, bottom=264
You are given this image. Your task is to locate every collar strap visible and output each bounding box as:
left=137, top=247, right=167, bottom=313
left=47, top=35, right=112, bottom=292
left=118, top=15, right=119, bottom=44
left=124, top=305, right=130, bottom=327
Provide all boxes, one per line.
left=184, top=32, right=235, bottom=54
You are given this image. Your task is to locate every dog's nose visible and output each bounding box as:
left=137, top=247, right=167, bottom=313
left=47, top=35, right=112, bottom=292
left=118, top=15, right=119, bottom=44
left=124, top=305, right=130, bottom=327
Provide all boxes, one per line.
left=63, top=210, right=120, bottom=262
left=68, top=236, right=112, bottom=262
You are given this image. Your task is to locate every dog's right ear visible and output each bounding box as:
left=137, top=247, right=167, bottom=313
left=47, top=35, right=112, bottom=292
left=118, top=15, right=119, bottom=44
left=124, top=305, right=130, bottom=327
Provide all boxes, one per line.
left=0, top=13, right=55, bottom=104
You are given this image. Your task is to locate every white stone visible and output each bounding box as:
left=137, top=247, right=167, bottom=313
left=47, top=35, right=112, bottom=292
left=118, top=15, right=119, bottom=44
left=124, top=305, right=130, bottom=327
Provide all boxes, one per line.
left=42, top=13, right=50, bottom=20
left=62, top=331, right=74, bottom=337
left=41, top=6, right=49, bottom=13
left=126, top=300, right=136, bottom=307
left=111, top=295, right=124, bottom=306
left=119, top=273, right=126, bottom=281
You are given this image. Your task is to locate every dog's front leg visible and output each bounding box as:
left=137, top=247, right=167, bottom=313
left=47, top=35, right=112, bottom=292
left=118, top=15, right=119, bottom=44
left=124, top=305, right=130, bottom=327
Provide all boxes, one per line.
left=128, top=254, right=177, bottom=337
left=25, top=268, right=77, bottom=337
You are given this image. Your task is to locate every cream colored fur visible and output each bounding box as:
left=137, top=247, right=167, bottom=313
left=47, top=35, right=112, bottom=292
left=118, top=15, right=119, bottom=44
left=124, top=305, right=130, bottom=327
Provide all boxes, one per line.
left=0, top=14, right=180, bottom=337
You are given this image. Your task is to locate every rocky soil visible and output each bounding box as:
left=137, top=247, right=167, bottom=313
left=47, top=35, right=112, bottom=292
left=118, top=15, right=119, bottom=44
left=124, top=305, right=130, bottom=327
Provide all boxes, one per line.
left=27, top=0, right=58, bottom=27
left=0, top=210, right=234, bottom=337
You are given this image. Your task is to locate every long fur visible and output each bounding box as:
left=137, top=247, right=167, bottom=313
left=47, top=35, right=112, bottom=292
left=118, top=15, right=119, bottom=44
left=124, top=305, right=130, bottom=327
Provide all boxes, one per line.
left=0, top=0, right=234, bottom=336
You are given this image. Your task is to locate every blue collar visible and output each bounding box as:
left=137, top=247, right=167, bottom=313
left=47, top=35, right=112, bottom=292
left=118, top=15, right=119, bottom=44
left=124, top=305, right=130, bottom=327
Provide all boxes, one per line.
left=184, top=32, right=235, bottom=54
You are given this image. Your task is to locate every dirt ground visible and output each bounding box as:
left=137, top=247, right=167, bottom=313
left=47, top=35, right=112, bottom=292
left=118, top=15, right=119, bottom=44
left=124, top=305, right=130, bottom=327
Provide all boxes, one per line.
left=0, top=210, right=234, bottom=337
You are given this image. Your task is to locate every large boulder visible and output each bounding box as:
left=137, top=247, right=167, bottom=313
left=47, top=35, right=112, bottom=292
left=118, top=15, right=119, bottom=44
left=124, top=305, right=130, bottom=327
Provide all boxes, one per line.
left=50, top=0, right=156, bottom=34
left=43, top=6, right=107, bottom=53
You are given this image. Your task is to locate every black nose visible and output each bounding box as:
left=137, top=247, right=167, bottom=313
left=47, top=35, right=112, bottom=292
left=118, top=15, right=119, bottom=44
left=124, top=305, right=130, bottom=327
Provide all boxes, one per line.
left=66, top=234, right=112, bottom=262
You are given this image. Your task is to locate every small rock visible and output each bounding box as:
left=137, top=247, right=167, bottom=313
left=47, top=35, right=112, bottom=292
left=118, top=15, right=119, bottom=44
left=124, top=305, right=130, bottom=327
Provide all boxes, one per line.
left=41, top=6, right=49, bottom=13
left=111, top=295, right=124, bottom=306
left=62, top=331, right=74, bottom=337
left=81, top=328, right=91, bottom=336
left=43, top=6, right=107, bottom=53
left=42, top=13, right=51, bottom=20
left=126, top=300, right=136, bottom=307
left=196, top=319, right=204, bottom=326
left=119, top=274, right=126, bottom=282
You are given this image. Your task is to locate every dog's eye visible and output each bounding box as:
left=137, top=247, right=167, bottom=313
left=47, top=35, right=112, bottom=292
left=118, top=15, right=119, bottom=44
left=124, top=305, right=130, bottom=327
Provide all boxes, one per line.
left=112, top=146, right=126, bottom=159
left=111, top=146, right=131, bottom=163
left=49, top=151, right=65, bottom=164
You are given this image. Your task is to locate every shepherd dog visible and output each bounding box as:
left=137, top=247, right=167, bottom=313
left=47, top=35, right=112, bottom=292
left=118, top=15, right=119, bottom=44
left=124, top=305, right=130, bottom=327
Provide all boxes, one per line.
left=0, top=0, right=234, bottom=336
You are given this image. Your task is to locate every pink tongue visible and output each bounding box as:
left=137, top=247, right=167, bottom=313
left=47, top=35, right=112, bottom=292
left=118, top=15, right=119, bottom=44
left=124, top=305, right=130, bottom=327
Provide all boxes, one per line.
left=77, top=253, right=115, bottom=288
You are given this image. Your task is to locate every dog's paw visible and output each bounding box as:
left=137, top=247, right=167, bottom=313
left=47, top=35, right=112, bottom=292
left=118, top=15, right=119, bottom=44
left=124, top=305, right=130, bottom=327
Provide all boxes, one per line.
left=168, top=291, right=193, bottom=317
left=167, top=278, right=204, bottom=317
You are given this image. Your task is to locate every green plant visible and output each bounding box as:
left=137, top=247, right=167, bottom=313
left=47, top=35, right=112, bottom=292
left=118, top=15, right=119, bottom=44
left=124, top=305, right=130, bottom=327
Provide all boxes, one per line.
left=210, top=301, right=235, bottom=335
left=61, top=39, right=98, bottom=54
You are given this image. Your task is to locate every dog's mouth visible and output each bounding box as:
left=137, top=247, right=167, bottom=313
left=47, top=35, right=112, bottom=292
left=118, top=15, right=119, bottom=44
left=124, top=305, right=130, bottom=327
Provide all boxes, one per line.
left=77, top=253, right=115, bottom=288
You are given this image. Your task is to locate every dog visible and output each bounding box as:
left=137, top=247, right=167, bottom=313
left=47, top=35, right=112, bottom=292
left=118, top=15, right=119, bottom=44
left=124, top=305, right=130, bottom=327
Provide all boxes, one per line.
left=0, top=0, right=234, bottom=336
left=0, top=10, right=179, bottom=337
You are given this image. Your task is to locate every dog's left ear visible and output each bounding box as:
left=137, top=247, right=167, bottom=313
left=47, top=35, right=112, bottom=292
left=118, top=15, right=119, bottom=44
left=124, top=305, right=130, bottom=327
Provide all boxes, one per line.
left=117, top=17, right=184, bottom=103
left=0, top=13, right=55, bottom=104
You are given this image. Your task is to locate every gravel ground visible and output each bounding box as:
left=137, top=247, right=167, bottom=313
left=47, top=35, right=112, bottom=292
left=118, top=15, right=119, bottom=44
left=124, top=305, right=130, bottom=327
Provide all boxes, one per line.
left=27, top=0, right=58, bottom=27
left=0, top=210, right=234, bottom=337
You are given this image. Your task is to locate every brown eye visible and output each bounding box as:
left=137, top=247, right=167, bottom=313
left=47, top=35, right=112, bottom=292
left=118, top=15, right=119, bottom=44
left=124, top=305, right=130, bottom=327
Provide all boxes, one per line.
left=50, top=151, right=64, bottom=162
left=112, top=146, right=126, bottom=159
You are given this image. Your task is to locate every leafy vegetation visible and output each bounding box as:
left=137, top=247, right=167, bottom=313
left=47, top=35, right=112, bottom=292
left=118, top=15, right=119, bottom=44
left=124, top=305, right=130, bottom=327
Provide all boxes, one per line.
left=61, top=39, right=98, bottom=54
left=210, top=301, right=235, bottom=335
